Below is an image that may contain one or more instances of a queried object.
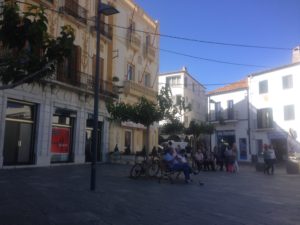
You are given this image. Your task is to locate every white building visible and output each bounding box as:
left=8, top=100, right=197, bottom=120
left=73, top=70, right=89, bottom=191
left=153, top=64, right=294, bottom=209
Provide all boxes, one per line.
left=208, top=78, right=250, bottom=161
left=158, top=67, right=206, bottom=127
left=248, top=61, right=300, bottom=161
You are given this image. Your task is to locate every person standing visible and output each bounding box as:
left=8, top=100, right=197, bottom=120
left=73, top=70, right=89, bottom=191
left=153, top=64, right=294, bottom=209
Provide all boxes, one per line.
left=268, top=145, right=276, bottom=175
left=232, top=143, right=239, bottom=173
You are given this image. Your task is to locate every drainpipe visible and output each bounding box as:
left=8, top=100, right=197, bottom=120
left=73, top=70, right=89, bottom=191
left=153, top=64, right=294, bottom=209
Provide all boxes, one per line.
left=247, top=85, right=252, bottom=159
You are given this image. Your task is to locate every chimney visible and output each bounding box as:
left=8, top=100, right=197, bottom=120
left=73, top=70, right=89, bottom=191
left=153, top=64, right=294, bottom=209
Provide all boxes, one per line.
left=292, top=46, right=300, bottom=63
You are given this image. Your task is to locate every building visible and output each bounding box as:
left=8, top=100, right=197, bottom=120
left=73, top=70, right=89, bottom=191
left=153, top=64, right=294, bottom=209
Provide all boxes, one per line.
left=1, top=0, right=156, bottom=167
left=248, top=61, right=300, bottom=161
left=207, top=78, right=250, bottom=161
left=158, top=67, right=206, bottom=127
left=108, top=0, right=160, bottom=154
left=208, top=46, right=300, bottom=162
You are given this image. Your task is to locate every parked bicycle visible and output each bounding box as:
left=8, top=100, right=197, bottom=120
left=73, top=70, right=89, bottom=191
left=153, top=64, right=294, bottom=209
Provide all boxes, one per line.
left=130, top=148, right=160, bottom=179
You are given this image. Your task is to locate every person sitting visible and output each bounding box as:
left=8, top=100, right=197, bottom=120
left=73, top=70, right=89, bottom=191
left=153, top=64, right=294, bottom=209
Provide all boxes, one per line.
left=163, top=143, right=193, bottom=183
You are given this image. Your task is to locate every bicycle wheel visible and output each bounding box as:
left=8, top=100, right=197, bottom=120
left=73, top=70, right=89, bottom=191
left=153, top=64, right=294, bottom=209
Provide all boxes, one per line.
left=130, top=164, right=143, bottom=179
left=148, top=160, right=160, bottom=177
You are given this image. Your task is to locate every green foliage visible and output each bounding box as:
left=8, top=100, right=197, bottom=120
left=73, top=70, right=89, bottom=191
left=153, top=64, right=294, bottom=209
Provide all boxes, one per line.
left=106, top=97, right=161, bottom=127
left=0, top=4, right=75, bottom=85
left=160, top=119, right=184, bottom=135
left=185, top=120, right=215, bottom=138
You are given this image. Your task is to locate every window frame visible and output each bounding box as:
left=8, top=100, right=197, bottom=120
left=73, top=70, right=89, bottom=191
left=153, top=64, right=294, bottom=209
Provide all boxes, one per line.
left=284, top=105, right=295, bottom=121
left=259, top=80, right=268, bottom=94
left=282, top=75, right=293, bottom=90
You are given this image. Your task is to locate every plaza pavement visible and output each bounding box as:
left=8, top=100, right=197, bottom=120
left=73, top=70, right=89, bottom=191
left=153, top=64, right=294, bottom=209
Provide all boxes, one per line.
left=0, top=163, right=299, bottom=225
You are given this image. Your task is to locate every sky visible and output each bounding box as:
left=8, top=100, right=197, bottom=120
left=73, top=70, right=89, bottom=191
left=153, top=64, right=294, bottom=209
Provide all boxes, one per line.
left=134, top=0, right=300, bottom=91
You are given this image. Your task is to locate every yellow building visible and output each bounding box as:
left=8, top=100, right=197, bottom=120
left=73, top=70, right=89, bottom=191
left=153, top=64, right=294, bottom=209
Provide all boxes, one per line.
left=0, top=0, right=117, bottom=166
left=0, top=0, right=159, bottom=167
left=109, top=0, right=160, bottom=154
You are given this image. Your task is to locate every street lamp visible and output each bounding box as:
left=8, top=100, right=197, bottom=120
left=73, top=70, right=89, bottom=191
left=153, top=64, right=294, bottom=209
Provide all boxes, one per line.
left=91, top=0, right=119, bottom=191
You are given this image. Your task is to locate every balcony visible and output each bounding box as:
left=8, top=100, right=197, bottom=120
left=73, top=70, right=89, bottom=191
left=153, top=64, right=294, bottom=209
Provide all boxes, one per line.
left=60, top=0, right=87, bottom=24
left=90, top=19, right=113, bottom=40
left=127, top=30, right=141, bottom=51
left=209, top=110, right=239, bottom=123
left=123, top=80, right=157, bottom=101
left=48, top=71, right=117, bottom=99
left=143, top=44, right=156, bottom=62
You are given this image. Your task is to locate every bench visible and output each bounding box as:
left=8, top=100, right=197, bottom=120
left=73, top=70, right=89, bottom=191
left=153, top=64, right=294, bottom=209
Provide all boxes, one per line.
left=158, top=160, right=182, bottom=184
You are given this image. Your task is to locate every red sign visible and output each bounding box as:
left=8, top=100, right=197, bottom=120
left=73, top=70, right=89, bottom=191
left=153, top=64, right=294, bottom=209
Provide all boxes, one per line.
left=51, top=127, right=70, bottom=154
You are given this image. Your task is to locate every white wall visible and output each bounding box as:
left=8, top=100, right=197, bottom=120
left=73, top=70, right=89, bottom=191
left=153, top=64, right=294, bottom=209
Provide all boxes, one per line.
left=248, top=63, right=300, bottom=155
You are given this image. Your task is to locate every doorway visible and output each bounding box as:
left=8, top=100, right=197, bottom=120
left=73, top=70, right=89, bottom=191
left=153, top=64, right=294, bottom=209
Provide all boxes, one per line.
left=3, top=101, right=35, bottom=165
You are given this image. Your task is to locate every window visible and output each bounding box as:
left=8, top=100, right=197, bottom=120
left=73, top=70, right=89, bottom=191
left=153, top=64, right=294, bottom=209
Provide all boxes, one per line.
left=282, top=75, right=293, bottom=89
left=144, top=73, right=151, bottom=87
left=184, top=77, right=188, bottom=88
left=259, top=80, right=268, bottom=94
left=145, top=34, right=151, bottom=51
left=176, top=95, right=182, bottom=105
left=215, top=102, right=222, bottom=120
left=284, top=105, right=295, bottom=121
left=192, top=83, right=195, bottom=92
left=257, top=108, right=273, bottom=129
left=57, top=45, right=81, bottom=83
left=127, top=63, right=135, bottom=81
left=166, top=76, right=180, bottom=87
left=227, top=100, right=234, bottom=120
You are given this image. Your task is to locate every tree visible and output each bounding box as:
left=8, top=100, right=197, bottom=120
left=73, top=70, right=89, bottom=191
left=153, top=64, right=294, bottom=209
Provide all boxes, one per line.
left=160, top=118, right=184, bottom=136
left=185, top=120, right=215, bottom=152
left=106, top=87, right=175, bottom=157
left=0, top=3, right=75, bottom=89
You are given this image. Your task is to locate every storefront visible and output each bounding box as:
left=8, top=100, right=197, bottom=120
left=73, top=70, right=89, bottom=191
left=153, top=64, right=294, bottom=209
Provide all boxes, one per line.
left=51, top=108, right=76, bottom=163
left=3, top=100, right=36, bottom=165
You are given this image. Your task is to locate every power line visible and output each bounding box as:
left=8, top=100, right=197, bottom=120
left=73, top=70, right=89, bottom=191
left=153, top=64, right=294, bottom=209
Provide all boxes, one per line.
left=114, top=33, right=269, bottom=68
left=110, top=23, right=292, bottom=51
left=10, top=1, right=293, bottom=52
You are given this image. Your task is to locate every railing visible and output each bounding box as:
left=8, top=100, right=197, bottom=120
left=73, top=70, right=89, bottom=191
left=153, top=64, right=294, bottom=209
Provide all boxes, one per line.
left=144, top=44, right=156, bottom=61
left=50, top=71, right=117, bottom=98
left=209, top=110, right=239, bottom=122
left=123, top=80, right=157, bottom=100
left=61, top=0, right=87, bottom=24
left=127, top=30, right=141, bottom=51
left=90, top=21, right=113, bottom=40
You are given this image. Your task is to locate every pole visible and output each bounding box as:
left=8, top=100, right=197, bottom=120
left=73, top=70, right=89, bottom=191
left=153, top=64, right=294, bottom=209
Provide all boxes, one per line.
left=90, top=0, right=101, bottom=191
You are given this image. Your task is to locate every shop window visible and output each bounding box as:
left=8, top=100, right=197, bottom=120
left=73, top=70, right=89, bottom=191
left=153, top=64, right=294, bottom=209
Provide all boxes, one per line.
left=51, top=109, right=76, bottom=163
left=3, top=100, right=36, bottom=165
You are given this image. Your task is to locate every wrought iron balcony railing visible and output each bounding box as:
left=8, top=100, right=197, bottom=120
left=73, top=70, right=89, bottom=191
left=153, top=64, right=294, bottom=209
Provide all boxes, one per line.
left=49, top=70, right=117, bottom=98
left=60, top=0, right=87, bottom=24
left=123, top=80, right=157, bottom=101
left=127, top=30, right=141, bottom=51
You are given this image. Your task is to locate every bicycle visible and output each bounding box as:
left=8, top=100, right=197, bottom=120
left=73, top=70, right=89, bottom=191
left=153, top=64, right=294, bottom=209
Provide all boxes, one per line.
left=130, top=149, right=160, bottom=179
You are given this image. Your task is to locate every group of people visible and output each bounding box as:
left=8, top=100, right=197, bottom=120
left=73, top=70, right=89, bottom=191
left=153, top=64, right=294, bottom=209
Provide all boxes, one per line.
left=193, top=143, right=239, bottom=173
left=162, top=141, right=194, bottom=183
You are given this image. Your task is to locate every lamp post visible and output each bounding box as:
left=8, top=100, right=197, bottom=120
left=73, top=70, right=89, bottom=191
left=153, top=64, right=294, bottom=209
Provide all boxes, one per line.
left=91, top=0, right=119, bottom=191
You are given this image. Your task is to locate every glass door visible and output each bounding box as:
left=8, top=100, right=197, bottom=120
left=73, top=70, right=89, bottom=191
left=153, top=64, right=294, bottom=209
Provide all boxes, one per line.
left=3, top=101, right=35, bottom=166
